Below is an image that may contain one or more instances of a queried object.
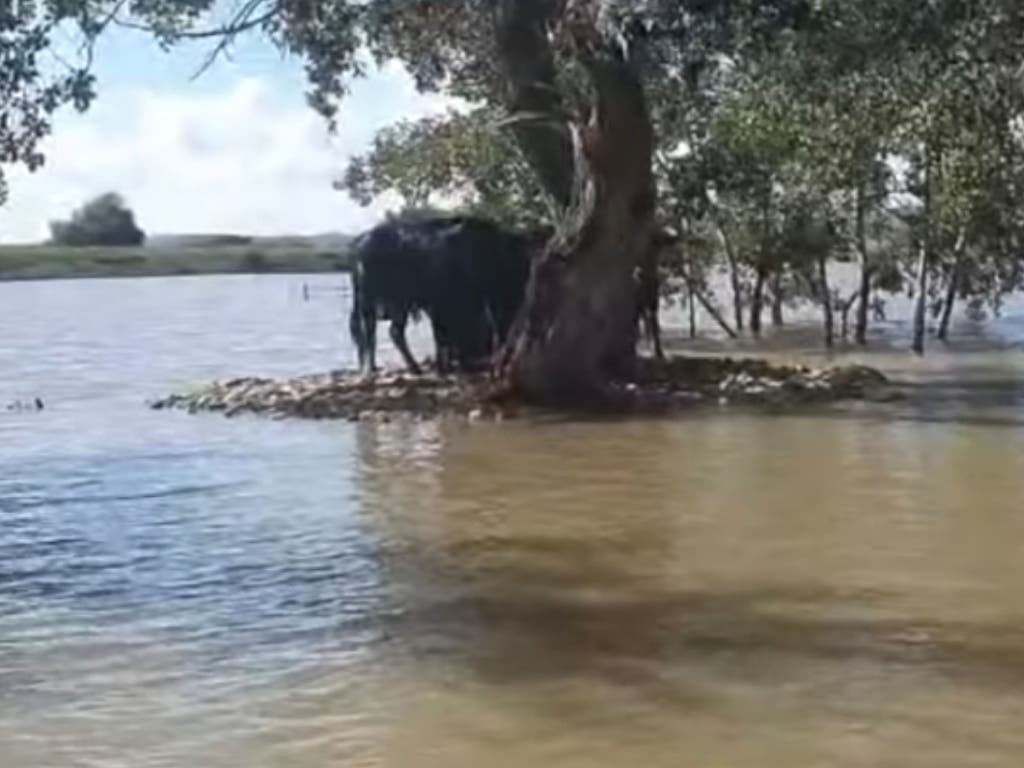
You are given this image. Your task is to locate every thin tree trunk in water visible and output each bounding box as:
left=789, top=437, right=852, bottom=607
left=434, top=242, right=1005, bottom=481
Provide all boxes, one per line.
left=687, top=275, right=697, bottom=339
left=937, top=228, right=967, bottom=342
left=713, top=218, right=744, bottom=332
left=912, top=150, right=933, bottom=356
left=683, top=273, right=738, bottom=339
left=495, top=1, right=656, bottom=405
left=911, top=242, right=929, bottom=354
left=854, top=187, right=872, bottom=345
left=818, top=254, right=834, bottom=349
left=749, top=268, right=766, bottom=338
left=770, top=272, right=784, bottom=327
left=750, top=185, right=772, bottom=338
left=839, top=292, right=858, bottom=342
left=854, top=265, right=872, bottom=345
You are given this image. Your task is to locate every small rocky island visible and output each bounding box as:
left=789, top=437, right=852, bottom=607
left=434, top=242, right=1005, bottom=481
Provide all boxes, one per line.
left=149, top=356, right=897, bottom=422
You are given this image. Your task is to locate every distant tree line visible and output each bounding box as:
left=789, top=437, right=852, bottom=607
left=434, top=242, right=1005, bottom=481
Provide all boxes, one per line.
left=49, top=192, right=145, bottom=247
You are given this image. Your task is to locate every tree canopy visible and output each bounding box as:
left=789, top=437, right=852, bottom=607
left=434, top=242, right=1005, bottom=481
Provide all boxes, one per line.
left=336, top=0, right=1024, bottom=350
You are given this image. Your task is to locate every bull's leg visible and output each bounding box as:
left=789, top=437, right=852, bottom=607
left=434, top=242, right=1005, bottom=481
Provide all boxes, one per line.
left=361, top=305, right=378, bottom=373
left=437, top=341, right=452, bottom=374
left=349, top=307, right=367, bottom=372
left=431, top=320, right=452, bottom=374
left=484, top=305, right=500, bottom=355
left=437, top=348, right=452, bottom=375
left=389, top=313, right=422, bottom=374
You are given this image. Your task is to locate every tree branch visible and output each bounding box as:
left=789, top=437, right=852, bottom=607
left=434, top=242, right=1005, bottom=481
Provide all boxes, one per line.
left=112, top=2, right=280, bottom=42
left=80, top=0, right=132, bottom=70
left=188, top=0, right=273, bottom=80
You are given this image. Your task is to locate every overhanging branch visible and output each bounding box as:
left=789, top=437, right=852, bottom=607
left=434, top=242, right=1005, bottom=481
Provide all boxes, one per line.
left=112, top=2, right=281, bottom=41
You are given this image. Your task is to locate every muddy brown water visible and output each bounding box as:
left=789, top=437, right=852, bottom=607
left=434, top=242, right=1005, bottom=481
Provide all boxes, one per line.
left=2, top=274, right=1024, bottom=767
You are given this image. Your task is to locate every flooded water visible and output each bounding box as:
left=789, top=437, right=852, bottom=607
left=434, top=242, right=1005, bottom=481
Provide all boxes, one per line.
left=3, top=274, right=1024, bottom=767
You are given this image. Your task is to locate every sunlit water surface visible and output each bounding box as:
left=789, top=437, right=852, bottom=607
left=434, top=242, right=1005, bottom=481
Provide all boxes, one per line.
left=2, top=274, right=1024, bottom=767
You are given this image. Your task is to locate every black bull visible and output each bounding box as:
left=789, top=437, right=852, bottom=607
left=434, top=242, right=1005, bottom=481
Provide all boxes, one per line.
left=348, top=216, right=676, bottom=374
left=348, top=216, right=536, bottom=374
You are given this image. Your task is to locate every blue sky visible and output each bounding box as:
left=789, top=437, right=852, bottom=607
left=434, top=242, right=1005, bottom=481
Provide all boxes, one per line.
left=0, top=25, right=458, bottom=243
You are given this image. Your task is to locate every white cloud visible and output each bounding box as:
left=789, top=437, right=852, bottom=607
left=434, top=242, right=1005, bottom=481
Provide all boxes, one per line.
left=0, top=64, right=461, bottom=243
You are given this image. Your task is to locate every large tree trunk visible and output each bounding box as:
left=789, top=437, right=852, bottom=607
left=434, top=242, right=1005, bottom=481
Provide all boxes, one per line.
left=495, top=1, right=656, bottom=405
left=937, top=228, right=966, bottom=342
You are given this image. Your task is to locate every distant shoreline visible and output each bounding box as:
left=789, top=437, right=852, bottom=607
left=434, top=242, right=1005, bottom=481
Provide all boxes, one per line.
left=0, top=243, right=353, bottom=282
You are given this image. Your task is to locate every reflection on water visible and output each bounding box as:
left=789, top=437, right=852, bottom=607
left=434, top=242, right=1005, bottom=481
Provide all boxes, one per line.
left=2, top=276, right=1024, bottom=767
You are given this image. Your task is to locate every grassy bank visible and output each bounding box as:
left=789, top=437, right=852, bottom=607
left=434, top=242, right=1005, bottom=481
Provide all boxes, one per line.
left=0, top=240, right=352, bottom=281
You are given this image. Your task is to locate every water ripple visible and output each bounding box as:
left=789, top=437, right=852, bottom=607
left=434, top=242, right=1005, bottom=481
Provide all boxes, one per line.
left=2, top=481, right=246, bottom=511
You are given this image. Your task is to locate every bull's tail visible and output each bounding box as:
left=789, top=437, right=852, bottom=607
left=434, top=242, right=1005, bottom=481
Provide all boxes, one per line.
left=348, top=268, right=363, bottom=356
left=348, top=265, right=376, bottom=372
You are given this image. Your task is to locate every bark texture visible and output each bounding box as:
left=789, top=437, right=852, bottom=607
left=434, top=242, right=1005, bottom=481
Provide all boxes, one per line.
left=495, top=0, right=656, bottom=405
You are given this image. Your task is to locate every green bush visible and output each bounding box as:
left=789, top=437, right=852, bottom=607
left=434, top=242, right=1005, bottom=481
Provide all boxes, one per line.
left=50, top=192, right=145, bottom=247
